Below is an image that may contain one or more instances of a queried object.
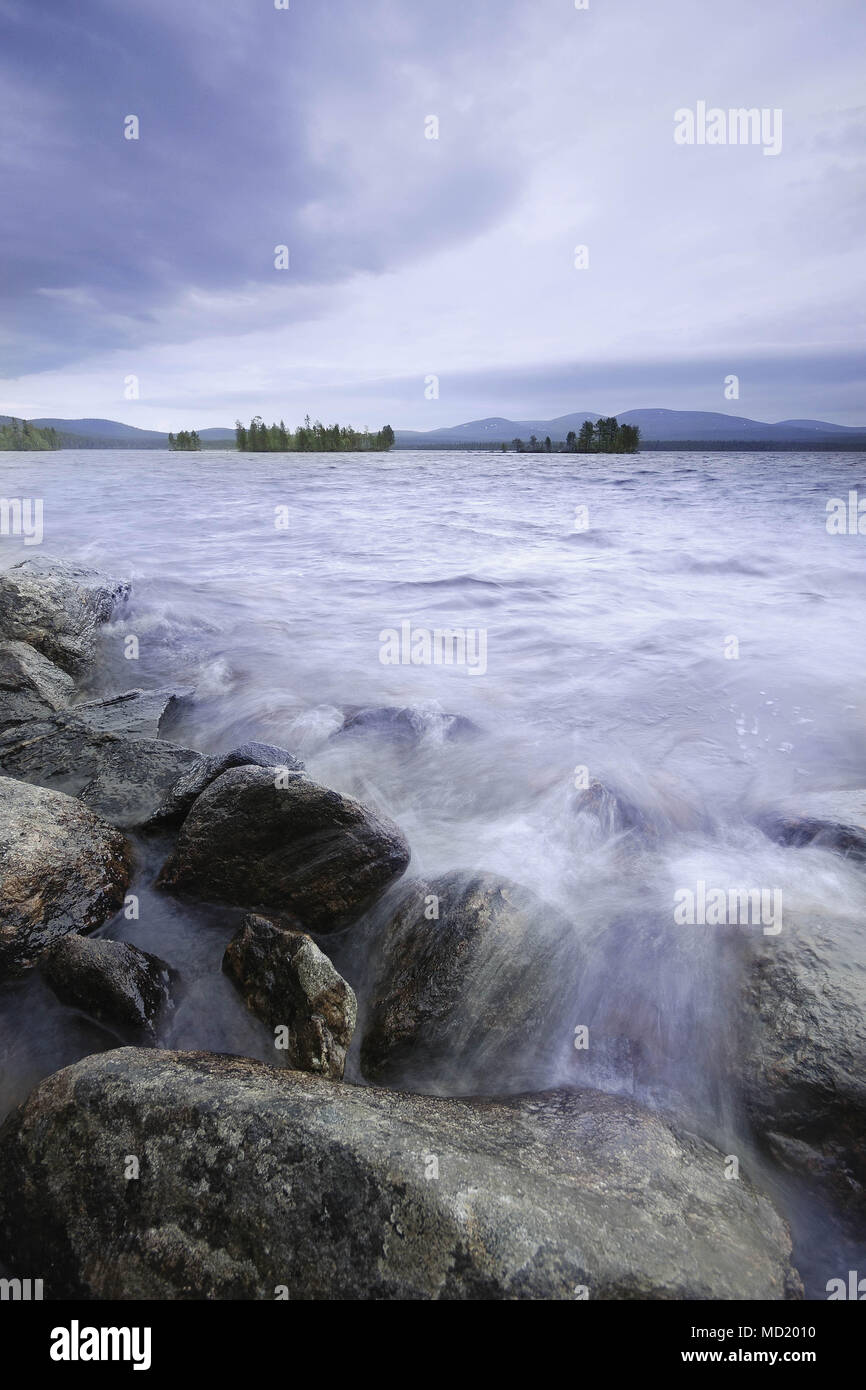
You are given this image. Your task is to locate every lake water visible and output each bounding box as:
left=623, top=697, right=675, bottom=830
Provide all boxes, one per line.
left=1, top=447, right=865, bottom=1295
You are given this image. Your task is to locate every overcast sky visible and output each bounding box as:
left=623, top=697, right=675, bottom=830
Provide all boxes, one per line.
left=1, top=0, right=864, bottom=430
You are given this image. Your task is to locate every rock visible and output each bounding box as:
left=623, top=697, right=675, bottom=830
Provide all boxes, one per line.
left=360, top=871, right=581, bottom=1092
left=40, top=935, right=173, bottom=1042
left=223, top=914, right=356, bottom=1079
left=757, top=791, right=866, bottom=861
left=0, top=1049, right=801, bottom=1300
left=738, top=912, right=866, bottom=1215
left=146, top=741, right=304, bottom=829
left=334, top=705, right=482, bottom=745
left=0, top=555, right=130, bottom=672
left=0, top=640, right=75, bottom=729
left=570, top=777, right=653, bottom=838
left=0, top=688, right=191, bottom=797
left=0, top=777, right=130, bottom=979
left=159, top=767, right=410, bottom=932
left=80, top=739, right=202, bottom=829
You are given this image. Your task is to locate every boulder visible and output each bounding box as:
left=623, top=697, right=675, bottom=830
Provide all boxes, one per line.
left=738, top=912, right=866, bottom=1214
left=757, top=791, right=866, bottom=861
left=0, top=556, right=129, bottom=672
left=80, top=739, right=202, bottom=829
left=0, top=640, right=75, bottom=729
left=146, top=741, right=304, bottom=829
left=360, top=871, right=582, bottom=1092
left=334, top=705, right=481, bottom=745
left=0, top=777, right=130, bottom=979
left=223, top=914, right=356, bottom=1078
left=159, top=767, right=410, bottom=932
left=0, top=688, right=191, bottom=797
left=0, top=1049, right=801, bottom=1300
left=40, top=935, right=173, bottom=1043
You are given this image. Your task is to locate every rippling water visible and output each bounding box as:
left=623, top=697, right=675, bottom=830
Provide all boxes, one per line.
left=2, top=447, right=866, bottom=1293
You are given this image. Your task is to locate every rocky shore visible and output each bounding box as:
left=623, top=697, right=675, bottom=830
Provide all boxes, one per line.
left=0, top=555, right=864, bottom=1298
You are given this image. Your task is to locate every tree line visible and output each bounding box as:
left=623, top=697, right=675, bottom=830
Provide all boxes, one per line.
left=507, top=418, right=639, bottom=453
left=236, top=416, right=396, bottom=452
left=0, top=419, right=60, bottom=451
left=168, top=430, right=201, bottom=450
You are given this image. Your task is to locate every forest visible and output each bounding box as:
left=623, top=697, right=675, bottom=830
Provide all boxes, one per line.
left=0, top=418, right=60, bottom=450
left=509, top=418, right=640, bottom=453
left=236, top=416, right=395, bottom=452
left=168, top=430, right=202, bottom=450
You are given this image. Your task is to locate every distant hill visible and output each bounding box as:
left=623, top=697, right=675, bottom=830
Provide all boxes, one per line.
left=6, top=418, right=238, bottom=448
left=395, top=408, right=866, bottom=446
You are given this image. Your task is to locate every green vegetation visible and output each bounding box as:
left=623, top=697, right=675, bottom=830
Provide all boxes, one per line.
left=0, top=418, right=60, bottom=450
left=168, top=430, right=201, bottom=450
left=510, top=419, right=639, bottom=453
left=235, top=416, right=395, bottom=452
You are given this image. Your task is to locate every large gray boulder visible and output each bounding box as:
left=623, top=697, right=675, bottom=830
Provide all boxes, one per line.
left=146, top=741, right=304, bottom=829
left=159, top=767, right=410, bottom=932
left=738, top=911, right=866, bottom=1214
left=0, top=1049, right=802, bottom=1300
left=40, top=935, right=173, bottom=1043
left=360, top=871, right=582, bottom=1092
left=0, top=640, right=75, bottom=729
left=223, top=914, right=356, bottom=1078
left=0, top=556, right=130, bottom=672
left=0, top=777, right=130, bottom=978
left=0, top=688, right=192, bottom=800
left=758, top=790, right=866, bottom=861
left=79, top=739, right=203, bottom=829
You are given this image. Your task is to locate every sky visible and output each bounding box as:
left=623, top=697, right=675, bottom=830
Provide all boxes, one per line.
left=1, top=0, right=864, bottom=431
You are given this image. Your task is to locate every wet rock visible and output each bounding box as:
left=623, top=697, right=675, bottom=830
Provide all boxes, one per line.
left=0, top=1049, right=801, bottom=1300
left=570, top=777, right=653, bottom=838
left=0, top=688, right=191, bottom=796
left=0, top=640, right=75, bottom=729
left=360, top=871, right=581, bottom=1092
left=738, top=912, right=866, bottom=1215
left=334, top=705, right=482, bottom=745
left=79, top=740, right=203, bottom=830
left=146, top=741, right=304, bottom=829
left=223, top=914, right=356, bottom=1078
left=0, top=777, right=130, bottom=979
left=757, top=791, right=866, bottom=861
left=40, top=935, right=173, bottom=1043
left=0, top=556, right=130, bottom=673
left=159, top=766, right=410, bottom=932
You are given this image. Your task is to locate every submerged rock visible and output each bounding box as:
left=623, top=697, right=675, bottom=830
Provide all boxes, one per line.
left=570, top=777, right=653, bottom=838
left=739, top=912, right=866, bottom=1215
left=0, top=640, right=75, bottom=730
left=223, top=914, right=356, bottom=1078
left=0, top=777, right=130, bottom=979
left=0, top=688, right=191, bottom=797
left=146, top=741, right=304, bottom=829
left=40, top=935, right=173, bottom=1043
left=334, top=705, right=482, bottom=745
left=0, top=556, right=129, bottom=673
left=360, top=871, right=581, bottom=1092
left=0, top=1049, right=801, bottom=1300
left=159, top=766, right=410, bottom=932
left=757, top=790, right=866, bottom=861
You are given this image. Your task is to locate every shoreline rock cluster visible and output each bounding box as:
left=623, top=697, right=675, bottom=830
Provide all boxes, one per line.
left=0, top=554, right=863, bottom=1298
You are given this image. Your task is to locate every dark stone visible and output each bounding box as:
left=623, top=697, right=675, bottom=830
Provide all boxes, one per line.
left=334, top=705, right=482, bottom=745
left=0, top=1049, right=801, bottom=1300
left=79, top=739, right=202, bottom=829
left=0, top=640, right=75, bottom=730
left=40, top=935, right=173, bottom=1042
left=0, top=777, right=130, bottom=979
left=360, top=871, right=582, bottom=1092
left=0, top=556, right=130, bottom=673
left=158, top=766, right=410, bottom=932
left=146, top=741, right=304, bottom=829
left=757, top=791, right=866, bottom=861
left=223, top=914, right=356, bottom=1078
